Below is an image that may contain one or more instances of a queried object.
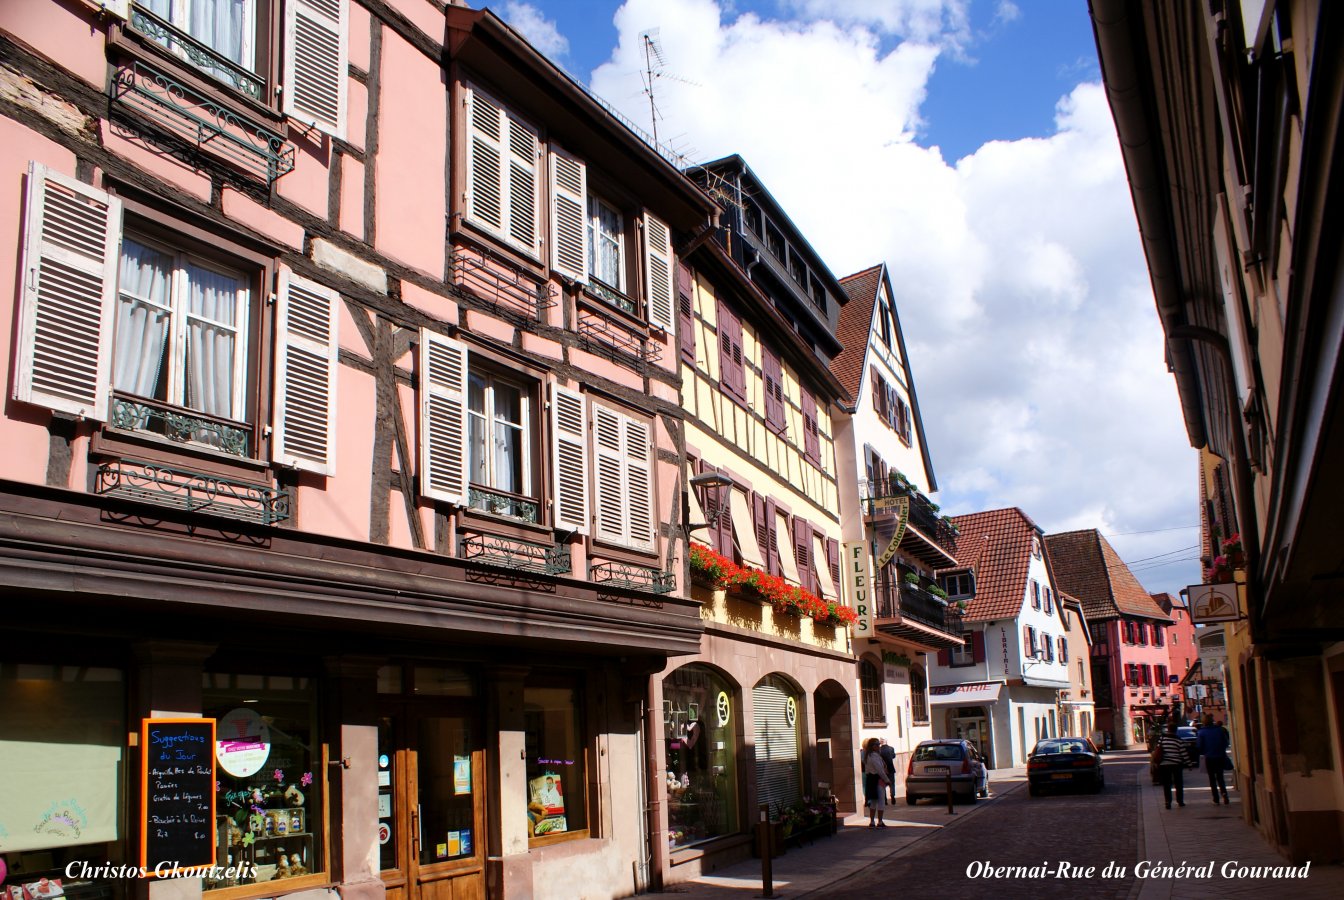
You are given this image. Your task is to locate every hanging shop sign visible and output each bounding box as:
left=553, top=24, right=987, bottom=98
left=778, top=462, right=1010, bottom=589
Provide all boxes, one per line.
left=1186, top=582, right=1242, bottom=624
left=874, top=497, right=910, bottom=569
left=140, top=717, right=216, bottom=872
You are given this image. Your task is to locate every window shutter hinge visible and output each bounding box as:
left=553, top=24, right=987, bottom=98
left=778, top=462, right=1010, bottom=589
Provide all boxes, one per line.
left=268, top=292, right=276, bottom=306
left=263, top=425, right=274, bottom=437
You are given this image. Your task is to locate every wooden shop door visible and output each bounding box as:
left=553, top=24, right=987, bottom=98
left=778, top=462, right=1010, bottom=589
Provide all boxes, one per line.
left=379, top=702, right=486, bottom=900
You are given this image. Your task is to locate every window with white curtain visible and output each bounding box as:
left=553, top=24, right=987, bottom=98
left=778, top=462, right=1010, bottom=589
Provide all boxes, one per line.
left=586, top=195, right=624, bottom=290
left=466, top=370, right=533, bottom=510
left=138, top=0, right=260, bottom=77
left=114, top=233, right=250, bottom=427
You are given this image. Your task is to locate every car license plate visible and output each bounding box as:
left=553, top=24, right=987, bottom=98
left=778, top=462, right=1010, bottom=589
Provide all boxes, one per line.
left=927, top=765, right=950, bottom=775
left=1051, top=773, right=1073, bottom=780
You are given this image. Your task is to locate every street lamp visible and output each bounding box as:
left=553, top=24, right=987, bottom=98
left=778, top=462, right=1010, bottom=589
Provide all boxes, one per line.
left=687, top=471, right=735, bottom=531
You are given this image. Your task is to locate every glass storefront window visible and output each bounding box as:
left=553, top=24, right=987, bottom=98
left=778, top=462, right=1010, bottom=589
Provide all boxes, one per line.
left=523, top=676, right=587, bottom=842
left=204, top=674, right=322, bottom=891
left=664, top=665, right=738, bottom=850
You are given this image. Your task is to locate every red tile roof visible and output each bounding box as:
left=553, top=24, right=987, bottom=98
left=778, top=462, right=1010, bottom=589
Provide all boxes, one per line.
left=834, top=264, right=883, bottom=404
left=1043, top=530, right=1172, bottom=623
left=950, top=508, right=1040, bottom=622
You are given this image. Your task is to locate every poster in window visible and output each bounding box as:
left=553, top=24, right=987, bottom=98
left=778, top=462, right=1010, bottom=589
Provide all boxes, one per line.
left=526, top=774, right=567, bottom=836
left=453, top=756, right=471, bottom=796
left=215, top=707, right=271, bottom=777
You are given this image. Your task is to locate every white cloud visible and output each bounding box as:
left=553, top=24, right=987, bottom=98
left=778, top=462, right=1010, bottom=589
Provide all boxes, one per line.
left=588, top=0, right=1198, bottom=593
left=499, top=2, right=570, bottom=60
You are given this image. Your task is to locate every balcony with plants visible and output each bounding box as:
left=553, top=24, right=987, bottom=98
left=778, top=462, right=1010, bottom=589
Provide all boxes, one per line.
left=859, top=471, right=959, bottom=566
left=869, top=571, right=964, bottom=650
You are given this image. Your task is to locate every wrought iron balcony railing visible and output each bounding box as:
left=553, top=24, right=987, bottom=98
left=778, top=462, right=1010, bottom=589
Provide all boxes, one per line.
left=859, top=476, right=958, bottom=556
left=458, top=533, right=570, bottom=576
left=110, top=395, right=251, bottom=458
left=450, top=243, right=557, bottom=321
left=872, top=579, right=957, bottom=634
left=128, top=2, right=267, bottom=101
left=590, top=561, right=675, bottom=595
left=95, top=459, right=289, bottom=525
left=467, top=486, right=539, bottom=524
left=110, top=60, right=294, bottom=186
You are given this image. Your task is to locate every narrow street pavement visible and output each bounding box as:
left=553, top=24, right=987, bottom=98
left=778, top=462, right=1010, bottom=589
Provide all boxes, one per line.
left=660, top=751, right=1344, bottom=899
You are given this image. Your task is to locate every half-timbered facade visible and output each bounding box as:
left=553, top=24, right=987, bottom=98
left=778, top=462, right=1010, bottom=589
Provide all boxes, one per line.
left=653, top=156, right=858, bottom=884
left=0, top=3, right=714, bottom=899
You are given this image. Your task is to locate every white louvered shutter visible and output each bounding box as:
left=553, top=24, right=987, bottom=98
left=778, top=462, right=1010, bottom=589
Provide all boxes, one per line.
left=283, top=0, right=347, bottom=139
left=593, top=405, right=625, bottom=544
left=15, top=162, right=120, bottom=421
left=419, top=330, right=469, bottom=505
left=643, top=212, right=674, bottom=332
left=466, top=87, right=505, bottom=233
left=506, top=117, right=540, bottom=256
left=550, top=148, right=588, bottom=282
left=273, top=268, right=340, bottom=475
left=624, top=416, right=654, bottom=551
left=551, top=384, right=589, bottom=534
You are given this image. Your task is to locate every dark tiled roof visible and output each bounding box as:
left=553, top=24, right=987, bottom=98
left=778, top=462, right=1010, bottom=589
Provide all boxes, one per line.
left=1044, top=530, right=1172, bottom=623
left=950, top=508, right=1039, bottom=622
left=834, top=264, right=883, bottom=404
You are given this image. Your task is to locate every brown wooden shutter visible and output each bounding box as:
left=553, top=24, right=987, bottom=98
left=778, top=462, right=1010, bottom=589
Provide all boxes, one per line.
left=678, top=263, right=695, bottom=362
left=870, top=365, right=882, bottom=413
left=802, top=390, right=820, bottom=464
left=826, top=538, right=840, bottom=590
left=764, top=496, right=779, bottom=575
left=752, top=492, right=768, bottom=563
left=937, top=648, right=951, bottom=666
left=972, top=631, right=986, bottom=663
left=793, top=517, right=813, bottom=593
left=763, top=349, right=784, bottom=433
left=1023, top=624, right=1033, bottom=655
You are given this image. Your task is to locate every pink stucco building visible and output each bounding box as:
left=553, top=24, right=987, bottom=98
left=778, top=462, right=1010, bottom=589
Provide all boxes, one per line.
left=0, top=3, right=720, bottom=898
left=1045, top=529, right=1174, bottom=748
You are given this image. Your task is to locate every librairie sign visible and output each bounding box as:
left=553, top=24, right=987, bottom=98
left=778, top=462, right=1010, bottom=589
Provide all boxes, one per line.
left=140, top=718, right=216, bottom=873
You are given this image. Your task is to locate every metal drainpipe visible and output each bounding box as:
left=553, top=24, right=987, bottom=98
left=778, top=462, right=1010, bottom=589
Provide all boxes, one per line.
left=1164, top=325, right=1262, bottom=642
left=643, top=681, right=666, bottom=892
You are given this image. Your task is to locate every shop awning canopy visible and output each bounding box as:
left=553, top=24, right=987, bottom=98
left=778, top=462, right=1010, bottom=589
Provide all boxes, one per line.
left=929, top=682, right=1002, bottom=705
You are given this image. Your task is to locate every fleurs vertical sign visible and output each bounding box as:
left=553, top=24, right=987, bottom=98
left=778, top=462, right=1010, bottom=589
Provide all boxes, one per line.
left=843, top=541, right=874, bottom=636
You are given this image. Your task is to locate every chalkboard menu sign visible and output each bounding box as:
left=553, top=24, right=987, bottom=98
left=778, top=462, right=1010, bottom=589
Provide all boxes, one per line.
left=141, top=718, right=217, bottom=873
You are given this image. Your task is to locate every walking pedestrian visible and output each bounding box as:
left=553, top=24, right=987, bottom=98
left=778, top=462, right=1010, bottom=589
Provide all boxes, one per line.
left=878, top=737, right=897, bottom=803
left=1153, top=725, right=1190, bottom=808
left=861, top=737, right=890, bottom=828
left=1196, top=715, right=1232, bottom=803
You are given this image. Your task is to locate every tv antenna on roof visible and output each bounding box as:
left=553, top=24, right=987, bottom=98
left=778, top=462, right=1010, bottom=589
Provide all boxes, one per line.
left=640, top=29, right=700, bottom=146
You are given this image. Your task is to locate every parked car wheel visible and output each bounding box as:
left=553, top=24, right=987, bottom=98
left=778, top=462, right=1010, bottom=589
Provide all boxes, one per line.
left=1028, top=784, right=1040, bottom=797
left=905, top=793, right=917, bottom=806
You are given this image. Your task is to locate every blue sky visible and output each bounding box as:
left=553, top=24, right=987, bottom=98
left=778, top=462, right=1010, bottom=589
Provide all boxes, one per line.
left=491, top=1, right=1202, bottom=596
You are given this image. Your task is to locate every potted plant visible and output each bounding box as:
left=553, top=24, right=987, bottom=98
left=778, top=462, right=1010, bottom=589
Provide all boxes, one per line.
left=1222, top=534, right=1246, bottom=569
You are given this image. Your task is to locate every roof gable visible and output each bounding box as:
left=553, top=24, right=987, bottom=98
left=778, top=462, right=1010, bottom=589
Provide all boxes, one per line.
left=950, top=507, right=1041, bottom=622
left=1044, top=530, right=1172, bottom=622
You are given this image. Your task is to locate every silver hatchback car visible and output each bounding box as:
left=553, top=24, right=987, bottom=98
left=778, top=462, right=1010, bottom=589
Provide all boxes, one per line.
left=905, top=739, right=989, bottom=804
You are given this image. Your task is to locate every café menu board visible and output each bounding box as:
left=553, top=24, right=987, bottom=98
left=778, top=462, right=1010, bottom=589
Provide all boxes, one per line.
left=140, top=718, right=217, bottom=872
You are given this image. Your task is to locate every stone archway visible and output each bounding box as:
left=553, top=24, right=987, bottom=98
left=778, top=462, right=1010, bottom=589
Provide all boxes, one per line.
left=814, top=678, right=856, bottom=814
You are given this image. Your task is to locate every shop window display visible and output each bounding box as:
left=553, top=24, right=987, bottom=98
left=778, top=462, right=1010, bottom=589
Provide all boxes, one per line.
left=204, top=674, right=322, bottom=891
left=523, top=676, right=587, bottom=842
left=0, top=664, right=126, bottom=900
left=664, top=665, right=738, bottom=850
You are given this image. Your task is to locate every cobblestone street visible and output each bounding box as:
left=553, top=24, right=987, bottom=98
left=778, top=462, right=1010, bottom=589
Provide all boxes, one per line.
left=669, top=750, right=1344, bottom=899
left=814, top=755, right=1143, bottom=900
